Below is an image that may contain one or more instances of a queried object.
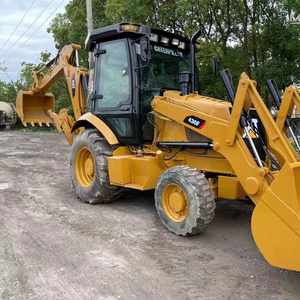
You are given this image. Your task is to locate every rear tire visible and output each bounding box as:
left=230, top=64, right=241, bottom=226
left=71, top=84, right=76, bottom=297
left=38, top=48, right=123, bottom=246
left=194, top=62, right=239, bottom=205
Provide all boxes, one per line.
left=70, top=129, right=124, bottom=204
left=155, top=166, right=216, bottom=236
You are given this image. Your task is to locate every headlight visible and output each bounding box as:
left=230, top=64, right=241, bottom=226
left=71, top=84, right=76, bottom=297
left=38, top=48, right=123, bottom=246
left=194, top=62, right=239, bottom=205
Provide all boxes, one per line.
left=121, top=24, right=139, bottom=32
left=172, top=38, right=179, bottom=46
left=161, top=36, right=169, bottom=44
left=150, top=33, right=159, bottom=42
left=178, top=41, right=185, bottom=50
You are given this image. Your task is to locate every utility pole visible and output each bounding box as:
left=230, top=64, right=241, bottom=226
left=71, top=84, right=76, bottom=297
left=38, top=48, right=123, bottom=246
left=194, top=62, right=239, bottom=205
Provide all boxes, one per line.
left=86, top=0, right=94, bottom=69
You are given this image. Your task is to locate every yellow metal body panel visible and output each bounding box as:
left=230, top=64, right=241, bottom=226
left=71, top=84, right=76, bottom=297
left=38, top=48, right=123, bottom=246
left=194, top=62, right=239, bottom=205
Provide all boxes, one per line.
left=113, top=146, right=132, bottom=156
left=73, top=112, right=119, bottom=145
left=185, top=154, right=233, bottom=174
left=108, top=155, right=164, bottom=190
left=162, top=91, right=232, bottom=121
left=130, top=157, right=161, bottom=189
left=152, top=152, right=234, bottom=175
left=218, top=176, right=247, bottom=199
left=108, top=156, right=131, bottom=184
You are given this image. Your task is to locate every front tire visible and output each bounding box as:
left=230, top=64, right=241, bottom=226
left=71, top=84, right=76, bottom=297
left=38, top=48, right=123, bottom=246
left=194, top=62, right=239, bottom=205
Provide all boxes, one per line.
left=70, top=129, right=123, bottom=204
left=155, top=166, right=216, bottom=236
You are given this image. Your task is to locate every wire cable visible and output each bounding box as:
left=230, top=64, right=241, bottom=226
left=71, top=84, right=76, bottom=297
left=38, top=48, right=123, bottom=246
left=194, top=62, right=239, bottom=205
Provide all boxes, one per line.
left=0, top=0, right=36, bottom=55
left=4, top=0, right=65, bottom=62
left=0, top=0, right=57, bottom=60
left=163, top=148, right=208, bottom=161
left=164, top=148, right=181, bottom=161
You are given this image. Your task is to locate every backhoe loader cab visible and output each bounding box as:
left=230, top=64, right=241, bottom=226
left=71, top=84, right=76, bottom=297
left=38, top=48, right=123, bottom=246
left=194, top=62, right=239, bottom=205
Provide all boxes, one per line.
left=16, top=23, right=300, bottom=272
left=85, top=23, right=195, bottom=145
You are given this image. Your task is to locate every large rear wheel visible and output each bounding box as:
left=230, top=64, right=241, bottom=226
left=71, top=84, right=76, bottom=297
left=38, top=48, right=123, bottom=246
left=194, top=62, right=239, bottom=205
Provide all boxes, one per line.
left=70, top=129, right=123, bottom=204
left=155, top=166, right=216, bottom=236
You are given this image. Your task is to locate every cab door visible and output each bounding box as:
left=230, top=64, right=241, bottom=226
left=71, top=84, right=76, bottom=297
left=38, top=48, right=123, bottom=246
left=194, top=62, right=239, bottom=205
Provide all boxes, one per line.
left=92, top=38, right=139, bottom=145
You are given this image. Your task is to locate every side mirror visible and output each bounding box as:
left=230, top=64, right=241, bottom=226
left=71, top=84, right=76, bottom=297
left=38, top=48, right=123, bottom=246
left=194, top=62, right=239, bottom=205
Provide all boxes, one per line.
left=140, top=37, right=151, bottom=62
left=212, top=58, right=218, bottom=77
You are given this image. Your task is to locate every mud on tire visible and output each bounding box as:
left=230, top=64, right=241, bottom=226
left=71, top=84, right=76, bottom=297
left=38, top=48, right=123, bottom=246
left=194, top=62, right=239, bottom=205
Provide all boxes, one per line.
left=155, top=165, right=216, bottom=236
left=70, top=129, right=124, bottom=204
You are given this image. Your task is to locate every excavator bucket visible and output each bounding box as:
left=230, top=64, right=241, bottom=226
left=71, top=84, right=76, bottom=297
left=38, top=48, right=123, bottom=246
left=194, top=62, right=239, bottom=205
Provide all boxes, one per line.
left=252, top=162, right=300, bottom=271
left=16, top=91, right=54, bottom=126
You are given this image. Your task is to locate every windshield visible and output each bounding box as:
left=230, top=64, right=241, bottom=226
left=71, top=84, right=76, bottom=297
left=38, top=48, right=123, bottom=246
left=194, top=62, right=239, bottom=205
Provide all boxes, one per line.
left=138, top=44, right=190, bottom=91
left=137, top=43, right=190, bottom=142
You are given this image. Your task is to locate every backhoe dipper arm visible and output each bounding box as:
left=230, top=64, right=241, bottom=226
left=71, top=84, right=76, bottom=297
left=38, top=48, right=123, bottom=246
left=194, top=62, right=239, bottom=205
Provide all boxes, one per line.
left=16, top=43, right=89, bottom=145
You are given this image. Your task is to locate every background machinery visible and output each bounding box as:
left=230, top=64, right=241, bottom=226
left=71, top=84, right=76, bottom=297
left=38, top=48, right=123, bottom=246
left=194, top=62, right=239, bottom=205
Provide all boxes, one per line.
left=16, top=23, right=300, bottom=271
left=0, top=101, right=17, bottom=130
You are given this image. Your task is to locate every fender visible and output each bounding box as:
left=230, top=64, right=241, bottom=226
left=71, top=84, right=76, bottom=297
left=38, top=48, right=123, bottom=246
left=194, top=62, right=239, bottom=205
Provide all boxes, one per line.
left=72, top=112, right=119, bottom=145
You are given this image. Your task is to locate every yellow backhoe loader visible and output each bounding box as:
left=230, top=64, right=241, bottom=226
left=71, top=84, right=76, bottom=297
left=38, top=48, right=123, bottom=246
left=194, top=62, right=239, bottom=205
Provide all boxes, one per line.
left=16, top=23, right=300, bottom=271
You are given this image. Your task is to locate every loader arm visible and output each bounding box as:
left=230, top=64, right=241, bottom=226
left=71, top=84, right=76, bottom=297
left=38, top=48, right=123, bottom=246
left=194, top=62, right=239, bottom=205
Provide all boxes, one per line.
left=266, top=79, right=300, bottom=154
left=16, top=43, right=89, bottom=144
left=152, top=73, right=300, bottom=270
left=276, top=86, right=300, bottom=133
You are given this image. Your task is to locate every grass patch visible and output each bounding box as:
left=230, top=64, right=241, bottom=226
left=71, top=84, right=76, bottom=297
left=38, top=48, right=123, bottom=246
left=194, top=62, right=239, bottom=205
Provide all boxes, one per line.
left=11, top=123, right=58, bottom=133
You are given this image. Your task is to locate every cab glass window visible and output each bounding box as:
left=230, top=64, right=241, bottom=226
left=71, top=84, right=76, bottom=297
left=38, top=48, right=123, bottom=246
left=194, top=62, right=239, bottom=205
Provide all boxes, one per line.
left=136, top=43, right=190, bottom=141
left=95, top=39, right=131, bottom=110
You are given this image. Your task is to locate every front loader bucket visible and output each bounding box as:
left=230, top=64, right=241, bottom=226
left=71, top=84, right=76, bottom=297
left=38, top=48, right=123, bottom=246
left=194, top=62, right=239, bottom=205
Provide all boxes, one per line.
left=251, top=162, right=300, bottom=271
left=16, top=91, right=54, bottom=125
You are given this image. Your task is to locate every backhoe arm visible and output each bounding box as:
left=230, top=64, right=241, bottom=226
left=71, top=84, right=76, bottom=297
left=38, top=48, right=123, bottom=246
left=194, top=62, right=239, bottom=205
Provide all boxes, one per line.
left=16, top=43, right=89, bottom=144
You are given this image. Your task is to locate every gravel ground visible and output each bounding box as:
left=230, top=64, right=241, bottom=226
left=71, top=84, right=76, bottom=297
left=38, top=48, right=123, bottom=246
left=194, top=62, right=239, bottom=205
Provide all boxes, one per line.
left=0, top=131, right=299, bottom=300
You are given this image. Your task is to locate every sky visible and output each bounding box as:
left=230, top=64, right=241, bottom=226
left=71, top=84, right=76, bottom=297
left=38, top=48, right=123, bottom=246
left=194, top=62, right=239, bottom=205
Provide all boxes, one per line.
left=0, top=0, right=72, bottom=83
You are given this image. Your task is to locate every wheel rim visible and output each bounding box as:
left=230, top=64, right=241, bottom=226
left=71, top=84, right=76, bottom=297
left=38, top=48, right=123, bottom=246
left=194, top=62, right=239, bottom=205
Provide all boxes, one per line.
left=162, top=183, right=189, bottom=222
left=75, top=147, right=95, bottom=188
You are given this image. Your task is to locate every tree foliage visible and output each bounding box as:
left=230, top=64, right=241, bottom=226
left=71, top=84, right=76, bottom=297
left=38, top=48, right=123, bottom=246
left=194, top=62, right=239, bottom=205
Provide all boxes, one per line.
left=47, top=0, right=300, bottom=102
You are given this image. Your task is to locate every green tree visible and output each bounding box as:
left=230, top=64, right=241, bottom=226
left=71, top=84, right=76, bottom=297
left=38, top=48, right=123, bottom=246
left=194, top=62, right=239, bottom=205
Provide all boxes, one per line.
left=43, top=0, right=300, bottom=106
left=48, top=0, right=109, bottom=67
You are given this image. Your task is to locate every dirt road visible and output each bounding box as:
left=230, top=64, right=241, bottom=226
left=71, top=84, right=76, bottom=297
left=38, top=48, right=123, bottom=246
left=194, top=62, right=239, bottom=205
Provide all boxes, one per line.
left=0, top=131, right=299, bottom=300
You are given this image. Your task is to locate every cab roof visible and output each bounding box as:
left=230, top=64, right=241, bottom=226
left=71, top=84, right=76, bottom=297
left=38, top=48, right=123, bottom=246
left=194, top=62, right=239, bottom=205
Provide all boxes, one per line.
left=85, top=23, right=191, bottom=51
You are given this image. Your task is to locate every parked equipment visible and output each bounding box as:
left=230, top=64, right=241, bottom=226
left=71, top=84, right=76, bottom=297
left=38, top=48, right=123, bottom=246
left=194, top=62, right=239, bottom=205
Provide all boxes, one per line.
left=0, top=101, right=17, bottom=129
left=16, top=23, right=300, bottom=271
